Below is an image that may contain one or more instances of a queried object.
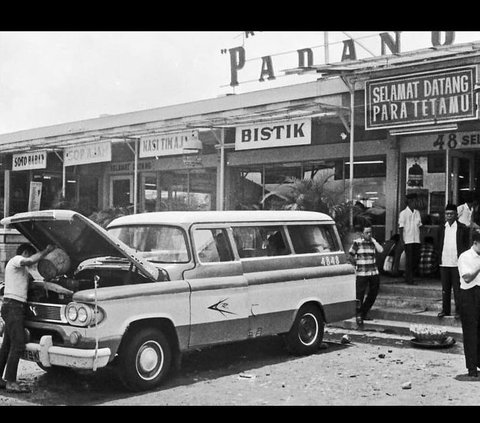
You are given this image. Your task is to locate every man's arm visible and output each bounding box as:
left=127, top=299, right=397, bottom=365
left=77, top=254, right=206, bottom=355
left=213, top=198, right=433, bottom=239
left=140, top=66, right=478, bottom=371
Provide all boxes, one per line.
left=460, top=265, right=480, bottom=284
left=372, top=238, right=384, bottom=253
left=19, top=245, right=55, bottom=267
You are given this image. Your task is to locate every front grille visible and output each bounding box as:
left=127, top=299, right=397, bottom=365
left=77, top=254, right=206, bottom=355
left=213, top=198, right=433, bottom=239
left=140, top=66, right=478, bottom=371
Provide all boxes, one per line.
left=26, top=302, right=67, bottom=323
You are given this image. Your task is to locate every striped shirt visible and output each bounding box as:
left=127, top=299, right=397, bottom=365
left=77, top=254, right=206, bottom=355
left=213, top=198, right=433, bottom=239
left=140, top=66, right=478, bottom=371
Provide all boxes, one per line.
left=418, top=244, right=438, bottom=276
left=349, top=237, right=379, bottom=276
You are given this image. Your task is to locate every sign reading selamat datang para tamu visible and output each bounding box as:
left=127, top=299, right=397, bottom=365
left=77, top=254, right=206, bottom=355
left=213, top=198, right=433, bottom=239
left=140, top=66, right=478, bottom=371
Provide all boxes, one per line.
left=365, top=66, right=477, bottom=130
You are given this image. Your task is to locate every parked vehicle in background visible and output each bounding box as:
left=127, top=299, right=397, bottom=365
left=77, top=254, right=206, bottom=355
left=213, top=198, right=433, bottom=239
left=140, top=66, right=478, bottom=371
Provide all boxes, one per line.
left=0, top=209, right=356, bottom=391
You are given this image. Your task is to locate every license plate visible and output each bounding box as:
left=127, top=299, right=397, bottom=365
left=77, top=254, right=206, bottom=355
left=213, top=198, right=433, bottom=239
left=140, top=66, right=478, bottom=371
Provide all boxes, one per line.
left=23, top=350, right=40, bottom=362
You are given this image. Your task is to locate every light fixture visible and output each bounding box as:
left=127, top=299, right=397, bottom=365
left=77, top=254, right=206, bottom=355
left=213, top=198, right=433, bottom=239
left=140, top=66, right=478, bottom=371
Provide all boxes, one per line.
left=389, top=123, right=458, bottom=136
left=346, top=160, right=384, bottom=165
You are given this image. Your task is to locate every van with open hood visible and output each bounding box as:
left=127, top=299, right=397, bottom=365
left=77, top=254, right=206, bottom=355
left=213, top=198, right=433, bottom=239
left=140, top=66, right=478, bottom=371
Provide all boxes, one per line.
left=0, top=209, right=356, bottom=391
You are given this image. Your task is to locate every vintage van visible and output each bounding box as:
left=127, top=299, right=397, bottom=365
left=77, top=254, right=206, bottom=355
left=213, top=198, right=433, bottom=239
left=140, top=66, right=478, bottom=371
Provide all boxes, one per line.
left=0, top=209, right=356, bottom=391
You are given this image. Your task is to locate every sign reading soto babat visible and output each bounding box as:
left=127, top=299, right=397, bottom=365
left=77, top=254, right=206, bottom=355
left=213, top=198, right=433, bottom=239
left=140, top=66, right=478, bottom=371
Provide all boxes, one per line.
left=365, top=66, right=477, bottom=130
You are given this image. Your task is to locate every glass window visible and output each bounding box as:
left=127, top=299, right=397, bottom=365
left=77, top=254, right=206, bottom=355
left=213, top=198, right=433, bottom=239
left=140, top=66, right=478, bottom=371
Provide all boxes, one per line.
left=232, top=225, right=290, bottom=258
left=108, top=225, right=189, bottom=263
left=193, top=228, right=233, bottom=263
left=287, top=224, right=339, bottom=254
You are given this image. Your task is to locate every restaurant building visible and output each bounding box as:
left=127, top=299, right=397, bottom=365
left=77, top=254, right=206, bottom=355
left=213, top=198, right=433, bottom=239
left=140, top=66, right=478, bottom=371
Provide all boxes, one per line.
left=1, top=38, right=480, bottom=272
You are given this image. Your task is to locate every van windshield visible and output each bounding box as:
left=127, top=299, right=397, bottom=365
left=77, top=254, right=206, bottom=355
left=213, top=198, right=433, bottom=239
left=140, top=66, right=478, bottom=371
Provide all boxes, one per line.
left=107, top=225, right=190, bottom=263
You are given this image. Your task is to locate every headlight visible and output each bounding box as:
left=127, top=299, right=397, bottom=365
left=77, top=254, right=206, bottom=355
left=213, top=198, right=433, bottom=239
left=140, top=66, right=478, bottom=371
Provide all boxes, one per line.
left=77, top=306, right=88, bottom=323
left=67, top=304, right=78, bottom=321
left=65, top=302, right=104, bottom=327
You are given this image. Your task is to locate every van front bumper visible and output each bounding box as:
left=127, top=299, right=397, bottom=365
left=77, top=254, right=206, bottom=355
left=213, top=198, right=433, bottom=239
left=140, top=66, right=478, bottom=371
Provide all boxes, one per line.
left=24, top=335, right=111, bottom=370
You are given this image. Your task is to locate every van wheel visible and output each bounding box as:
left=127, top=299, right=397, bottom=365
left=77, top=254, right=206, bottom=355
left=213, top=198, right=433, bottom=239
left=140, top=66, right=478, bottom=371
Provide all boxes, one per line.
left=285, top=305, right=324, bottom=356
left=117, top=327, right=172, bottom=392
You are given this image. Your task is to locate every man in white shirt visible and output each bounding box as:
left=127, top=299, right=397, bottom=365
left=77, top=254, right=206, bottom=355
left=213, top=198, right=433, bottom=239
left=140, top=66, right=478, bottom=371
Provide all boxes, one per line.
left=398, top=193, right=422, bottom=285
left=457, top=230, right=480, bottom=378
left=0, top=243, right=54, bottom=393
left=457, top=191, right=480, bottom=241
left=437, top=204, right=470, bottom=319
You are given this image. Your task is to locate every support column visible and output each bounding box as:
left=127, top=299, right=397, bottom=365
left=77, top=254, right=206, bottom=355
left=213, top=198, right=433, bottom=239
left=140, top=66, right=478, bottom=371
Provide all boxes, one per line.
left=385, top=133, right=400, bottom=239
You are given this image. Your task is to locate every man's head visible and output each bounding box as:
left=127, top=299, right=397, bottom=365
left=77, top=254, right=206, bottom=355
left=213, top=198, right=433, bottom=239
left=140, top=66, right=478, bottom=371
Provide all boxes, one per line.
left=16, top=243, right=37, bottom=258
left=406, top=193, right=417, bottom=208
left=361, top=224, right=373, bottom=240
left=472, top=231, right=480, bottom=254
left=445, top=203, right=457, bottom=224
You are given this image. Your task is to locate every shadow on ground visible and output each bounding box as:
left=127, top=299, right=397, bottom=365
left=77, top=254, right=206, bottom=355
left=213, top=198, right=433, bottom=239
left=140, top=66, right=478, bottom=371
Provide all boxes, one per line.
left=15, top=335, right=350, bottom=405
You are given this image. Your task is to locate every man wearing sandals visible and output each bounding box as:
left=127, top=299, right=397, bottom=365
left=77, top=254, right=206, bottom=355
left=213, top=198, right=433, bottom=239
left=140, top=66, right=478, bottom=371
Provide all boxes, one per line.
left=0, top=243, right=54, bottom=393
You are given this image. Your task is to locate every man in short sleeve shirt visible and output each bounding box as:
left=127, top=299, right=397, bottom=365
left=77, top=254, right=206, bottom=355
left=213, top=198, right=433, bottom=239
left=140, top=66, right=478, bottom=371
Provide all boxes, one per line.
left=398, top=193, right=422, bottom=285
left=457, top=231, right=480, bottom=378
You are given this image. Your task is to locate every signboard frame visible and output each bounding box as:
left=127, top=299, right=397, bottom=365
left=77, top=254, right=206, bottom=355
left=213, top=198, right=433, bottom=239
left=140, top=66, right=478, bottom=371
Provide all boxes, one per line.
left=365, top=66, right=478, bottom=130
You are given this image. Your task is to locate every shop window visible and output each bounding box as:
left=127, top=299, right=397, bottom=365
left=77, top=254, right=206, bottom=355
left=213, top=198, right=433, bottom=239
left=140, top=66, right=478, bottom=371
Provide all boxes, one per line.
left=111, top=176, right=133, bottom=208
left=405, top=155, right=445, bottom=225
left=10, top=172, right=28, bottom=215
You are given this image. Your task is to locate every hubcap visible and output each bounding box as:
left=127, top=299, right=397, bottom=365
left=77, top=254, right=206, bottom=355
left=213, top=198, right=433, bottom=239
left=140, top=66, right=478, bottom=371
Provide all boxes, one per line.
left=136, top=340, right=164, bottom=380
left=298, top=312, right=318, bottom=346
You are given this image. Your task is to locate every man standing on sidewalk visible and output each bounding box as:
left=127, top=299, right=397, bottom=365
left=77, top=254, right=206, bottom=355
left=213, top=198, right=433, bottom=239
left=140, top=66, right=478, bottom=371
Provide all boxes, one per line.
left=457, top=230, right=480, bottom=378
left=438, top=203, right=470, bottom=319
left=349, top=224, right=383, bottom=326
left=398, top=193, right=422, bottom=285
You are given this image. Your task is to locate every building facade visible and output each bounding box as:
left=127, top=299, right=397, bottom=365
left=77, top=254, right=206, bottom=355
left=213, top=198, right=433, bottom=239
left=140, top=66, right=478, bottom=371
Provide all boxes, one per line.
left=1, top=41, right=480, bottom=272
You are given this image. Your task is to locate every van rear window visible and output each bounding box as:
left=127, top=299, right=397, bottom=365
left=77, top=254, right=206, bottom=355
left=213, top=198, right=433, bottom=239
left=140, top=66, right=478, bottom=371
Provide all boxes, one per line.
left=287, top=224, right=339, bottom=254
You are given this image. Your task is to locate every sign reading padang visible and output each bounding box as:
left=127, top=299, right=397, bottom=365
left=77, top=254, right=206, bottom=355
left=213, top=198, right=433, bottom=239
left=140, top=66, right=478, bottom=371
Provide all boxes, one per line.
left=365, top=67, right=477, bottom=130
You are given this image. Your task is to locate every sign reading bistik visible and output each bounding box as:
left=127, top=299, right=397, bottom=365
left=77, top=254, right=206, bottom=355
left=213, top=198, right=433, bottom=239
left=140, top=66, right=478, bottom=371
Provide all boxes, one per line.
left=365, top=67, right=477, bottom=130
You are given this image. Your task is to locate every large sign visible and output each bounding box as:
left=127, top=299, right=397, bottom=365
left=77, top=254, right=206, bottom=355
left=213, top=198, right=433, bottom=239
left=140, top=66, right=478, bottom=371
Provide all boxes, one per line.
left=365, top=66, right=477, bottom=130
left=12, top=150, right=47, bottom=171
left=224, top=31, right=461, bottom=87
left=64, top=141, right=112, bottom=166
left=139, top=130, right=199, bottom=158
left=235, top=119, right=311, bottom=151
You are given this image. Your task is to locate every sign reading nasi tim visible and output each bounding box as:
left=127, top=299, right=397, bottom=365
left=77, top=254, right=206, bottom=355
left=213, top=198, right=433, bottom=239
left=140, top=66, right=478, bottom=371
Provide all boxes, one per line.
left=12, top=151, right=47, bottom=171
left=365, top=67, right=477, bottom=130
left=235, top=119, right=311, bottom=150
left=140, top=130, right=199, bottom=158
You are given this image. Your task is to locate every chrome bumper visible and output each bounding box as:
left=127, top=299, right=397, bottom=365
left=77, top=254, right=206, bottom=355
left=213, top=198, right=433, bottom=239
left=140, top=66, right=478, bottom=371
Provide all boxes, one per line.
left=24, top=335, right=111, bottom=370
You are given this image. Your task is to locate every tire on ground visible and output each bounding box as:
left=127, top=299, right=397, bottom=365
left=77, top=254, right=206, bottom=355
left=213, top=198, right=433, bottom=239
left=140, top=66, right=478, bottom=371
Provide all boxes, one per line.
left=285, top=304, right=324, bottom=356
left=117, top=327, right=172, bottom=392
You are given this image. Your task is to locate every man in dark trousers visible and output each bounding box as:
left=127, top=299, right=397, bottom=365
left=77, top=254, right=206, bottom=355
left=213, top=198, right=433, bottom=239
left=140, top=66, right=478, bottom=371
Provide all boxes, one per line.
left=348, top=224, right=384, bottom=326
left=457, top=230, right=480, bottom=378
left=437, top=203, right=470, bottom=319
left=0, top=243, right=54, bottom=393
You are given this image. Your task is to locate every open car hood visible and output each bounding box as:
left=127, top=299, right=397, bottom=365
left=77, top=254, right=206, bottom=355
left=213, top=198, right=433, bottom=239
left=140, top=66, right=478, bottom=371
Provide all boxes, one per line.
left=0, top=210, right=163, bottom=282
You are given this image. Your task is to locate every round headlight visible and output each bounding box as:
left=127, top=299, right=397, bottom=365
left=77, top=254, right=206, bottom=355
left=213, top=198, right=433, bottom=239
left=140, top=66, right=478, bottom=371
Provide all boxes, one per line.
left=67, top=305, right=78, bottom=321
left=77, top=306, right=88, bottom=323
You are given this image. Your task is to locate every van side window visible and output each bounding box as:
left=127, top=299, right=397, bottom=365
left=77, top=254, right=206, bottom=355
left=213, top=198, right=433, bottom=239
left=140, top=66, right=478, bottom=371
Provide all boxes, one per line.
left=288, top=224, right=338, bottom=254
left=232, top=226, right=290, bottom=258
left=193, top=228, right=234, bottom=263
